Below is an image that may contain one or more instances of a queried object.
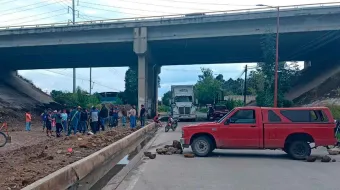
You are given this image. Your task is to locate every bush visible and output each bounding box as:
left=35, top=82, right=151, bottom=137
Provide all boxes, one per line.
left=326, top=104, right=340, bottom=120
left=198, top=107, right=208, bottom=112
left=158, top=105, right=169, bottom=113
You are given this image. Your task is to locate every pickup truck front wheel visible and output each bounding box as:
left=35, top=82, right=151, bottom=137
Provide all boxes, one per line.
left=191, top=136, right=213, bottom=157
left=287, top=141, right=311, bottom=160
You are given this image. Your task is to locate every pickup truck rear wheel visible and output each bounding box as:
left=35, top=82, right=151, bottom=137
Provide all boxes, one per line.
left=191, top=136, right=213, bottom=157
left=287, top=141, right=311, bottom=160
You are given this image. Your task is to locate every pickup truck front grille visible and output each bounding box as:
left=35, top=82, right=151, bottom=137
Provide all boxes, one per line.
left=179, top=107, right=190, bottom=114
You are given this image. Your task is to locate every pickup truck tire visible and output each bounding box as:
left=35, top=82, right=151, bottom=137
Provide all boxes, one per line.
left=287, top=141, right=311, bottom=160
left=191, top=136, right=213, bottom=157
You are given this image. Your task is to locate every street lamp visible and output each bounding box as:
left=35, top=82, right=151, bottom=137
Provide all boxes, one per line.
left=256, top=4, right=280, bottom=107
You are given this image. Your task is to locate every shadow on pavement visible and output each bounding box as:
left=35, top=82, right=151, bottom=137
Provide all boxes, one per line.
left=208, top=151, right=291, bottom=160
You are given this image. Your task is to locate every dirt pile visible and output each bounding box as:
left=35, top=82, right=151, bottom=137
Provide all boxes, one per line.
left=0, top=127, right=135, bottom=190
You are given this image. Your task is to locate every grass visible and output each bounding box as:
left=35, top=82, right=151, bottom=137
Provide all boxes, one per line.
left=325, top=104, right=340, bottom=119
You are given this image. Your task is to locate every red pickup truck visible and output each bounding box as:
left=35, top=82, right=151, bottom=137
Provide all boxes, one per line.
left=180, top=106, right=337, bottom=160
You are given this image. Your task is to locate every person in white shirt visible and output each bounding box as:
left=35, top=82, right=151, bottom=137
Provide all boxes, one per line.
left=129, top=105, right=137, bottom=128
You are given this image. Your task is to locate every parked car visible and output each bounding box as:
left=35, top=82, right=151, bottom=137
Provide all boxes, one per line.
left=207, top=105, right=229, bottom=121
left=181, top=106, right=337, bottom=160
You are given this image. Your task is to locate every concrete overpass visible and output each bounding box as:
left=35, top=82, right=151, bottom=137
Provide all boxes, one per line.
left=1, top=3, right=340, bottom=115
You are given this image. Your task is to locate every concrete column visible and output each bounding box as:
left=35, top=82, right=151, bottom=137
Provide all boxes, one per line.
left=155, top=66, right=161, bottom=116
left=146, top=64, right=161, bottom=117
left=137, top=55, right=148, bottom=113
left=134, top=27, right=148, bottom=114
left=304, top=61, right=311, bottom=70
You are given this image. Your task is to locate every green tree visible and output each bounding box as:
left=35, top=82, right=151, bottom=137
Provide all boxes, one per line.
left=123, top=66, right=161, bottom=105
left=161, top=90, right=172, bottom=106
left=124, top=67, right=138, bottom=105
left=50, top=87, right=100, bottom=108
left=195, top=68, right=222, bottom=105
left=254, top=32, right=300, bottom=107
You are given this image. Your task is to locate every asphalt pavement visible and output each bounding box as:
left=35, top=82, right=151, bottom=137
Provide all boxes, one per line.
left=115, top=122, right=340, bottom=190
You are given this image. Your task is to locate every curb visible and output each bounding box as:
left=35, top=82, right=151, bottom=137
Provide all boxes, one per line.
left=22, top=124, right=155, bottom=190
left=101, top=130, right=160, bottom=190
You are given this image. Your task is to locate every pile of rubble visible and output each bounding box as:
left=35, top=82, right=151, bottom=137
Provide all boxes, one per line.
left=306, top=147, right=339, bottom=163
left=156, top=140, right=183, bottom=155
left=0, top=127, right=135, bottom=190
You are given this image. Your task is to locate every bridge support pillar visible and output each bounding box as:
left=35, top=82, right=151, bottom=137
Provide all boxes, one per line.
left=304, top=61, right=311, bottom=70
left=147, top=65, right=161, bottom=117
left=134, top=27, right=149, bottom=115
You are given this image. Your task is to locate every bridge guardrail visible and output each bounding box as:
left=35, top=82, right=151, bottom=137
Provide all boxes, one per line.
left=0, top=2, right=340, bottom=30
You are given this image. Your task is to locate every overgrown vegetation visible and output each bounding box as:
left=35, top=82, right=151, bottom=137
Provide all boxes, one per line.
left=51, top=87, right=101, bottom=108
left=158, top=105, right=170, bottom=113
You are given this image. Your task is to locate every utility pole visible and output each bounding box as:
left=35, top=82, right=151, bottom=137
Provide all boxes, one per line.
left=243, top=65, right=248, bottom=106
left=72, top=0, right=76, bottom=93
left=89, top=67, right=92, bottom=94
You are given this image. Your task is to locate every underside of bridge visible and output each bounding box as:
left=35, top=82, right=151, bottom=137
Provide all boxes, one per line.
left=0, top=26, right=340, bottom=116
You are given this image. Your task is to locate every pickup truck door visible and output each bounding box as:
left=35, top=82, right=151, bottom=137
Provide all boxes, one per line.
left=220, top=108, right=261, bottom=148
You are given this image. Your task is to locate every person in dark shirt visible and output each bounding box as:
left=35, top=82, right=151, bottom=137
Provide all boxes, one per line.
left=99, top=104, right=108, bottom=131
left=80, top=108, right=88, bottom=134
left=140, top=104, right=146, bottom=127
left=112, top=105, right=119, bottom=127
left=46, top=110, right=53, bottom=137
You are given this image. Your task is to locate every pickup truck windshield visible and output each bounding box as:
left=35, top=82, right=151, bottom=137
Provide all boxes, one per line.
left=217, top=108, right=234, bottom=123
left=174, top=96, right=192, bottom=102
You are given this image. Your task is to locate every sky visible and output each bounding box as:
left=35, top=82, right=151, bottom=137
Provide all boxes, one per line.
left=1, top=0, right=330, bottom=98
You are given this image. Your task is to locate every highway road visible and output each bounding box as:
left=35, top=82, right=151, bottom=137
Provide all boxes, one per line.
left=115, top=122, right=340, bottom=190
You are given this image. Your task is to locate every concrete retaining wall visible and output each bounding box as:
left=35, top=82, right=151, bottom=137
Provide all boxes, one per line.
left=22, top=124, right=155, bottom=190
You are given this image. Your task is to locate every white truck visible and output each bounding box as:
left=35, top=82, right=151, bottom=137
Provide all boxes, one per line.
left=170, top=85, right=197, bottom=121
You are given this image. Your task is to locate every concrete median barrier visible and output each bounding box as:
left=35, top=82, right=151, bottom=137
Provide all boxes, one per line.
left=22, top=124, right=155, bottom=190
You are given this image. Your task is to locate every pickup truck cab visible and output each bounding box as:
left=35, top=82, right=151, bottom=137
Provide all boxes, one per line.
left=180, top=106, right=337, bottom=160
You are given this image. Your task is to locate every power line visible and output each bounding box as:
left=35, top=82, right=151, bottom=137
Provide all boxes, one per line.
left=2, top=9, right=65, bottom=24
left=81, top=0, right=219, bottom=12
left=0, top=0, right=51, bottom=13
left=44, top=70, right=121, bottom=91
left=78, top=5, right=147, bottom=17
left=13, top=12, right=68, bottom=25
left=155, top=0, right=254, bottom=6
left=0, top=1, right=65, bottom=17
left=1, top=0, right=19, bottom=5
left=79, top=1, right=181, bottom=15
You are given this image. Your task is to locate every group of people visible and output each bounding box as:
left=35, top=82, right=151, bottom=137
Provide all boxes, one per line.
left=32, top=104, right=148, bottom=137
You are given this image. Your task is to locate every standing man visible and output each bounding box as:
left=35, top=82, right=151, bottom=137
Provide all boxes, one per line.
left=112, top=105, right=119, bottom=127
left=61, top=109, right=68, bottom=135
left=40, top=110, right=47, bottom=132
left=46, top=110, right=53, bottom=137
left=121, top=105, right=127, bottom=127
left=108, top=104, right=114, bottom=127
left=90, top=106, right=99, bottom=134
left=68, top=106, right=80, bottom=136
left=55, top=110, right=63, bottom=137
left=25, top=110, right=32, bottom=131
left=99, top=104, right=108, bottom=131
left=80, top=108, right=88, bottom=134
left=129, top=105, right=137, bottom=129
left=140, top=104, right=146, bottom=127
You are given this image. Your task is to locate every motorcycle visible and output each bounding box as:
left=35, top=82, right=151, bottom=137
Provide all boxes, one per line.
left=165, top=117, right=178, bottom=132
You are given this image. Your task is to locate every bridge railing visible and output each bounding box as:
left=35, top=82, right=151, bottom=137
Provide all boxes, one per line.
left=0, top=2, right=339, bottom=30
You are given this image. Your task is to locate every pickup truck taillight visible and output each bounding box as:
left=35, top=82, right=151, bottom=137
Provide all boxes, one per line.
left=182, top=129, right=184, bottom=138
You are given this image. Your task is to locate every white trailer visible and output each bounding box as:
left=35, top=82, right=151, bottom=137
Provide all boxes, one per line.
left=170, top=85, right=197, bottom=121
